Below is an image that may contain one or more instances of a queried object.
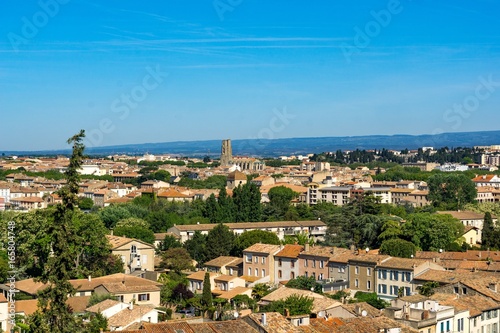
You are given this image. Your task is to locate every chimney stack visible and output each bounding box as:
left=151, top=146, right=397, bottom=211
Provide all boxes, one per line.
left=261, top=313, right=267, bottom=326
left=88, top=275, right=91, bottom=282
left=129, top=301, right=134, bottom=310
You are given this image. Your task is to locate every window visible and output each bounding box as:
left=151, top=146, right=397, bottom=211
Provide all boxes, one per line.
left=278, top=258, right=282, bottom=267
left=262, top=269, right=266, bottom=277
left=446, top=320, right=449, bottom=332
left=312, top=272, right=316, bottom=279
left=131, top=245, right=137, bottom=254
left=278, top=270, right=282, bottom=278
left=305, top=259, right=308, bottom=267
left=355, top=266, right=359, bottom=275
left=262, top=257, right=266, bottom=264
left=355, top=279, right=359, bottom=288
left=440, top=322, right=444, bottom=333
left=197, top=282, right=202, bottom=290
left=493, top=323, right=498, bottom=333
left=382, top=284, right=387, bottom=294
left=246, top=254, right=252, bottom=263
left=291, top=260, right=295, bottom=268
left=312, top=260, right=316, bottom=268
left=405, top=287, right=411, bottom=296
left=406, top=272, right=411, bottom=282
left=255, top=268, right=258, bottom=277
left=319, top=260, right=324, bottom=268
left=367, top=267, right=371, bottom=276
left=248, top=267, right=251, bottom=276
left=254, top=256, right=258, bottom=263
left=229, top=268, right=233, bottom=275
left=367, top=281, right=371, bottom=290
left=291, top=272, right=295, bottom=279
left=462, top=287, right=467, bottom=294
left=305, top=271, right=308, bottom=277
left=454, top=286, right=459, bottom=294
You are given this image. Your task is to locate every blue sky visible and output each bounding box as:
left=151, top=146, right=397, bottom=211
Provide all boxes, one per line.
left=1, top=0, right=500, bottom=150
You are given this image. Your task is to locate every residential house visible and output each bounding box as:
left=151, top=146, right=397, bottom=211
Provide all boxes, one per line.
left=227, top=170, right=247, bottom=190
left=348, top=254, right=390, bottom=292
left=376, top=258, right=445, bottom=300
left=243, top=243, right=281, bottom=284
left=327, top=247, right=357, bottom=291
left=259, top=287, right=342, bottom=319
left=212, top=275, right=250, bottom=300
left=0, top=186, right=10, bottom=204
left=274, top=244, right=304, bottom=284
left=385, top=295, right=456, bottom=333
left=440, top=295, right=500, bottom=333
left=436, top=210, right=497, bottom=230
left=187, top=271, right=217, bottom=294
left=298, top=244, right=331, bottom=282
left=157, top=188, right=193, bottom=202
left=463, top=226, right=482, bottom=246
left=140, top=180, right=170, bottom=190
left=473, top=174, right=500, bottom=188
left=1, top=274, right=162, bottom=306
left=167, top=220, right=326, bottom=243
left=0, top=197, right=4, bottom=211
left=86, top=299, right=159, bottom=331
left=204, top=256, right=243, bottom=276
left=9, top=196, right=46, bottom=210
left=106, top=234, right=155, bottom=274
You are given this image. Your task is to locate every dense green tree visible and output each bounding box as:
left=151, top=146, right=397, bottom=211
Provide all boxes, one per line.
left=184, top=231, right=207, bottom=266
left=262, top=294, right=314, bottom=316
left=233, top=183, right=262, bottom=222
left=98, top=205, right=131, bottom=229
left=27, top=130, right=87, bottom=332
left=352, top=292, right=389, bottom=309
left=379, top=239, right=416, bottom=258
left=428, top=173, right=477, bottom=209
left=268, top=186, right=298, bottom=218
left=378, top=218, right=403, bottom=242
left=115, top=217, right=149, bottom=229
left=78, top=197, right=94, bottom=210
left=232, top=230, right=280, bottom=257
left=286, top=276, right=322, bottom=293
left=355, top=214, right=382, bottom=249
left=251, top=283, right=273, bottom=302
left=113, top=225, right=155, bottom=244
left=324, top=212, right=355, bottom=248
left=84, top=312, right=108, bottom=333
left=161, top=248, right=194, bottom=272
left=158, top=235, right=182, bottom=252
left=0, top=250, right=9, bottom=284
left=418, top=281, right=440, bottom=296
left=402, top=213, right=464, bottom=251
left=205, top=223, right=236, bottom=262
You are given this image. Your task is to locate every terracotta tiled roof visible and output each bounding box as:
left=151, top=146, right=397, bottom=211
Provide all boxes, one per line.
left=436, top=210, right=495, bottom=220
left=204, top=256, right=241, bottom=268
left=243, top=243, right=281, bottom=255
left=106, top=234, right=154, bottom=249
left=377, top=257, right=429, bottom=270
left=275, top=244, right=304, bottom=258
left=440, top=295, right=500, bottom=317
left=187, top=271, right=217, bottom=281
left=107, top=304, right=157, bottom=329
left=86, top=299, right=121, bottom=313
left=217, top=286, right=252, bottom=300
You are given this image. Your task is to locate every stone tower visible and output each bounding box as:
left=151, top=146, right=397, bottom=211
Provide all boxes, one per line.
left=220, top=139, right=232, bottom=166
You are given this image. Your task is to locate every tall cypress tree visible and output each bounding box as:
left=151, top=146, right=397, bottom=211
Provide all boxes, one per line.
left=482, top=212, right=496, bottom=249
left=28, top=130, right=87, bottom=332
left=202, top=272, right=213, bottom=307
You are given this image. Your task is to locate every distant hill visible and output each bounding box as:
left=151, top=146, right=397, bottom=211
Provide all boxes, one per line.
left=3, top=130, right=500, bottom=157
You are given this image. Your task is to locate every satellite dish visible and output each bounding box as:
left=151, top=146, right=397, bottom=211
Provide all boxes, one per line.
left=365, top=247, right=369, bottom=253
left=233, top=311, right=239, bottom=318
left=361, top=310, right=368, bottom=317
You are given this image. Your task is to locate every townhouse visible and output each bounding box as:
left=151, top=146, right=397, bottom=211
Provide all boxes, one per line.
left=436, top=210, right=497, bottom=230
left=348, top=254, right=391, bottom=293
left=376, top=258, right=445, bottom=300
left=274, top=244, right=303, bottom=284
left=243, top=243, right=281, bottom=284
left=298, top=244, right=332, bottom=281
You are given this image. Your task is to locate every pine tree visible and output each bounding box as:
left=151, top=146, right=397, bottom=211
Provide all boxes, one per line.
left=28, top=130, right=87, bottom=332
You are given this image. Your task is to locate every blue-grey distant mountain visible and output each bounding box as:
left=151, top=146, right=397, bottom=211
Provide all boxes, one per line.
left=3, top=130, right=500, bottom=157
